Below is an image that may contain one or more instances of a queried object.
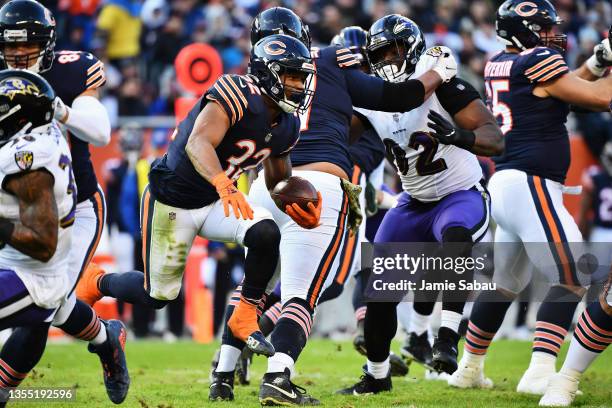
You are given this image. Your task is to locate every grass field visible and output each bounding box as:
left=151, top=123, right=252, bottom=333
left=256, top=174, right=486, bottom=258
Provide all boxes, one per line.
left=19, top=339, right=612, bottom=408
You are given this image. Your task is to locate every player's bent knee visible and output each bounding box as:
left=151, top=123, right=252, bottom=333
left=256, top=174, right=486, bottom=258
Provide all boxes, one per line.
left=243, top=219, right=281, bottom=251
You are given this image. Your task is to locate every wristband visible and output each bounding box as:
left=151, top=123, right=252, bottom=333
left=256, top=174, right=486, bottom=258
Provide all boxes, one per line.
left=586, top=54, right=606, bottom=77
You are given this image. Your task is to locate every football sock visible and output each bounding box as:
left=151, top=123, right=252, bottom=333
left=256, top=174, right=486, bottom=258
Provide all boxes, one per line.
left=242, top=220, right=280, bottom=301
left=365, top=301, right=399, bottom=362
left=440, top=310, right=463, bottom=334
left=267, top=352, right=295, bottom=374
left=561, top=300, right=612, bottom=374
left=351, top=268, right=369, bottom=312
left=259, top=301, right=282, bottom=337
left=98, top=271, right=168, bottom=309
left=531, top=286, right=581, bottom=359
left=0, top=323, right=49, bottom=390
left=408, top=307, right=430, bottom=335
left=396, top=301, right=412, bottom=333
left=464, top=290, right=513, bottom=356
left=269, top=298, right=313, bottom=366
left=56, top=300, right=107, bottom=344
left=216, top=345, right=241, bottom=373
left=367, top=356, right=390, bottom=379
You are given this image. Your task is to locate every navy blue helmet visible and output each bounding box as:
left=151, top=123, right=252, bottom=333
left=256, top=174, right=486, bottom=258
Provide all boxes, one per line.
left=0, top=0, right=56, bottom=73
left=366, top=15, right=425, bottom=82
left=496, top=0, right=566, bottom=52
left=251, top=7, right=311, bottom=49
left=0, top=69, right=55, bottom=142
left=250, top=34, right=315, bottom=114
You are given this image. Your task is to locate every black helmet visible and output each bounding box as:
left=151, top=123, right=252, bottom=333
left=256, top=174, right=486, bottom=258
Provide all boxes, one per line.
left=251, top=7, right=311, bottom=49
left=496, top=0, right=566, bottom=52
left=331, top=26, right=368, bottom=67
left=0, top=69, right=55, bottom=142
left=249, top=34, right=315, bottom=114
left=366, top=15, right=425, bottom=82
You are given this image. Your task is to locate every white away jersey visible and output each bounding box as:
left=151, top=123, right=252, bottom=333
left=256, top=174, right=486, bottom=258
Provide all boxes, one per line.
left=356, top=55, right=483, bottom=202
left=0, top=123, right=75, bottom=308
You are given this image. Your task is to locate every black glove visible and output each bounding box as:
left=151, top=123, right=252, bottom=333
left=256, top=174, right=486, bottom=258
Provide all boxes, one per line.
left=427, top=110, right=475, bottom=150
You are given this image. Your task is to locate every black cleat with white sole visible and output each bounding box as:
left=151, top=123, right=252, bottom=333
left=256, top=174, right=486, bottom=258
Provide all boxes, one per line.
left=431, top=327, right=459, bottom=375
left=209, top=371, right=234, bottom=401
left=389, top=352, right=409, bottom=377
left=246, top=331, right=275, bottom=357
left=259, top=368, right=320, bottom=406
left=336, top=367, right=391, bottom=395
left=401, top=331, right=434, bottom=369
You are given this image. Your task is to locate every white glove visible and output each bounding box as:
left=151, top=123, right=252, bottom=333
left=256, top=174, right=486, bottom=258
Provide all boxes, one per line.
left=426, top=46, right=457, bottom=83
left=53, top=96, right=70, bottom=123
left=586, top=37, right=612, bottom=77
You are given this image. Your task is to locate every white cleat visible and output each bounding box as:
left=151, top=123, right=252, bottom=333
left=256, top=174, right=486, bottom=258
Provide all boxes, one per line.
left=447, top=359, right=493, bottom=389
left=424, top=369, right=450, bottom=381
left=516, top=363, right=556, bottom=395
left=539, top=372, right=579, bottom=407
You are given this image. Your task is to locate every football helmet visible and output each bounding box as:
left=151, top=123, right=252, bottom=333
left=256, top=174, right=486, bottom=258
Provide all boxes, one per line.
left=251, top=7, right=310, bottom=49
left=0, top=0, right=56, bottom=73
left=366, top=15, right=425, bottom=83
left=496, top=0, right=566, bottom=52
left=250, top=34, right=315, bottom=114
left=0, top=69, right=55, bottom=142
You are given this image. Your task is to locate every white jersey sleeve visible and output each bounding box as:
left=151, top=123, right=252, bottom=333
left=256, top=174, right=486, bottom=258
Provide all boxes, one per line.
left=355, top=56, right=483, bottom=202
left=0, top=123, right=75, bottom=309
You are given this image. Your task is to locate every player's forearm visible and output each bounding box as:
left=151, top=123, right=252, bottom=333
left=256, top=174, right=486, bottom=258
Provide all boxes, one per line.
left=0, top=217, right=57, bottom=262
left=471, top=123, right=504, bottom=157
left=574, top=64, right=601, bottom=82
left=58, top=96, right=111, bottom=146
left=185, top=135, right=225, bottom=183
left=263, top=154, right=292, bottom=191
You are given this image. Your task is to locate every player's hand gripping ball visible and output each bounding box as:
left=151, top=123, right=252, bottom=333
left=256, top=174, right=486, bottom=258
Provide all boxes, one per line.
left=271, top=177, right=322, bottom=229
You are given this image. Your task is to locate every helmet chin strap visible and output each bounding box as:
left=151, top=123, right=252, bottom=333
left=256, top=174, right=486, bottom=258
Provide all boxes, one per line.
left=278, top=99, right=298, bottom=113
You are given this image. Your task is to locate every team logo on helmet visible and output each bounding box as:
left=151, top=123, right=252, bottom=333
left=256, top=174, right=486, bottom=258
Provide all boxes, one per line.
left=0, top=79, right=40, bottom=101
left=14, top=150, right=33, bottom=171
left=393, top=21, right=409, bottom=34
left=263, top=40, right=287, bottom=56
left=515, top=1, right=539, bottom=17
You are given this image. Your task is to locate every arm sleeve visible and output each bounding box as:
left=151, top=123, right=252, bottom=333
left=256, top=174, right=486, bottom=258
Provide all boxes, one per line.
left=345, top=68, right=426, bottom=112
left=205, top=75, right=249, bottom=126
left=63, top=95, right=111, bottom=146
left=435, top=77, right=482, bottom=116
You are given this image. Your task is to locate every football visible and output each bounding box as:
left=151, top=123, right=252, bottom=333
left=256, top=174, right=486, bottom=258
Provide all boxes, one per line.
left=271, top=176, right=319, bottom=212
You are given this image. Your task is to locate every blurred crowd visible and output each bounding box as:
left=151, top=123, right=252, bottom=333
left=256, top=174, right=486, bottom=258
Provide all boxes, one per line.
left=44, top=0, right=611, bottom=126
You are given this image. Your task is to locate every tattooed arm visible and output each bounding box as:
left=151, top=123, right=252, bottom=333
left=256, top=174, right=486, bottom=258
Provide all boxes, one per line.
left=1, top=169, right=58, bottom=262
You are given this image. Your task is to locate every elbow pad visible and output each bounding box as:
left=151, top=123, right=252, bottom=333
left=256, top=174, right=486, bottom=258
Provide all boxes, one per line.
left=62, top=96, right=111, bottom=146
left=380, top=79, right=425, bottom=112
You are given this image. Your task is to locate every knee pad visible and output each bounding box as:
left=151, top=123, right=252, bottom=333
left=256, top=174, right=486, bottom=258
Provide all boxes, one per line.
left=244, top=219, right=281, bottom=251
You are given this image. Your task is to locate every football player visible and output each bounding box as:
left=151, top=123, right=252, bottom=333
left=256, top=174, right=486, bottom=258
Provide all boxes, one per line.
left=449, top=0, right=612, bottom=394
left=80, top=34, right=319, bottom=357
left=211, top=8, right=458, bottom=405
left=0, top=1, right=128, bottom=403
left=337, top=14, right=504, bottom=395
left=540, top=269, right=612, bottom=406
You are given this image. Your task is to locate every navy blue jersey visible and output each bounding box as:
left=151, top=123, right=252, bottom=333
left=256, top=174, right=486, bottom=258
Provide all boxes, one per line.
left=43, top=50, right=106, bottom=202
left=150, top=74, right=300, bottom=209
left=485, top=47, right=570, bottom=183
left=291, top=46, right=397, bottom=177
left=585, top=166, right=612, bottom=228
left=349, top=127, right=385, bottom=175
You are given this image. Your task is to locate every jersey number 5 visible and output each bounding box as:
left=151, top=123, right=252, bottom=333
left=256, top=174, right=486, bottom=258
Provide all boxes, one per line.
left=485, top=79, right=512, bottom=135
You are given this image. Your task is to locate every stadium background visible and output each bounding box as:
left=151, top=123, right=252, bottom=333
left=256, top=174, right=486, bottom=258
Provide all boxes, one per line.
left=26, top=0, right=610, bottom=342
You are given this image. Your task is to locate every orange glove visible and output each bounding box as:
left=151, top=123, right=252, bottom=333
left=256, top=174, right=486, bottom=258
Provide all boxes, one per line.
left=285, top=191, right=322, bottom=229
left=212, top=173, right=254, bottom=220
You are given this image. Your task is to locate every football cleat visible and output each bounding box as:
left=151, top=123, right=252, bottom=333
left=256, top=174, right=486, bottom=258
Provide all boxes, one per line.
left=209, top=370, right=235, bottom=401
left=424, top=369, right=451, bottom=381
left=447, top=355, right=493, bottom=389
left=259, top=368, right=320, bottom=406
left=336, top=366, right=392, bottom=395
left=75, top=263, right=105, bottom=306
left=228, top=299, right=275, bottom=357
left=209, top=348, right=220, bottom=382
left=401, top=331, right=433, bottom=369
left=389, top=352, right=409, bottom=377
left=88, top=320, right=130, bottom=404
left=432, top=327, right=459, bottom=375
left=517, top=363, right=556, bottom=395
left=539, top=372, right=580, bottom=407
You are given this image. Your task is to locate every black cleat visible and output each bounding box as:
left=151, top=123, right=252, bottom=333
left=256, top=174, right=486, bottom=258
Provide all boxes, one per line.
left=259, top=368, right=320, bottom=406
left=88, top=320, right=130, bottom=404
left=401, top=331, right=433, bottom=369
left=389, top=352, right=409, bottom=377
left=236, top=348, right=252, bottom=385
left=246, top=331, right=275, bottom=357
left=431, top=327, right=459, bottom=375
left=336, top=367, right=392, bottom=395
left=209, top=371, right=235, bottom=401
